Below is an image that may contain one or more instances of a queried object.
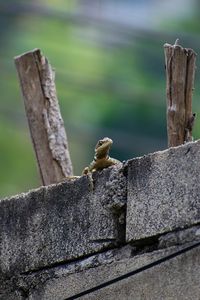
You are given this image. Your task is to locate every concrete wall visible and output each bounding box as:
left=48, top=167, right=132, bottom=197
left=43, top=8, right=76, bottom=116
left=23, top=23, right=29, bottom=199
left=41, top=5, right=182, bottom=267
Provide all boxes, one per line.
left=0, top=140, right=200, bottom=299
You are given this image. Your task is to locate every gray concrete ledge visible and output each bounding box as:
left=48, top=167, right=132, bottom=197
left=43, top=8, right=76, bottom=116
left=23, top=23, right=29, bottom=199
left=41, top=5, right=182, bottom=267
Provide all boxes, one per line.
left=126, top=140, right=200, bottom=242
left=1, top=140, right=200, bottom=299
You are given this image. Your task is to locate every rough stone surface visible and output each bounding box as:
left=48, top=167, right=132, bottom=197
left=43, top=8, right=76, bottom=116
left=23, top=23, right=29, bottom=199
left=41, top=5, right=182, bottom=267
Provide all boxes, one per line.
left=89, top=164, right=127, bottom=242
left=1, top=140, right=200, bottom=299
left=126, top=140, right=200, bottom=242
left=0, top=165, right=126, bottom=280
left=2, top=241, right=199, bottom=300
left=158, top=225, right=200, bottom=248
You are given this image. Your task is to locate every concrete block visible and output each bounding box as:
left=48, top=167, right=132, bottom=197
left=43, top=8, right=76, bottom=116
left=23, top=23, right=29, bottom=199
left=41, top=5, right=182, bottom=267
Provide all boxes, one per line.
left=126, top=140, right=200, bottom=242
left=0, top=165, right=126, bottom=278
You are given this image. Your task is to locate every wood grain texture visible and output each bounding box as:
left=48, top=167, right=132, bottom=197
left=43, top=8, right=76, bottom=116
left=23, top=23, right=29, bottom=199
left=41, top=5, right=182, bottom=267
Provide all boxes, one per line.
left=164, top=42, right=196, bottom=147
left=15, top=49, right=73, bottom=185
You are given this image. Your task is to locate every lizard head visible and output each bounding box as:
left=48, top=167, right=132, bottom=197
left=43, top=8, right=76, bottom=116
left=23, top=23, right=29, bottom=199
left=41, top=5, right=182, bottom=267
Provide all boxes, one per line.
left=95, top=137, right=113, bottom=159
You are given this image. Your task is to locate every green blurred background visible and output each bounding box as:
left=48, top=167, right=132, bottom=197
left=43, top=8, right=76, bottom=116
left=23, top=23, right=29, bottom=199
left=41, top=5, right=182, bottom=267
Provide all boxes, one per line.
left=1, top=0, right=200, bottom=198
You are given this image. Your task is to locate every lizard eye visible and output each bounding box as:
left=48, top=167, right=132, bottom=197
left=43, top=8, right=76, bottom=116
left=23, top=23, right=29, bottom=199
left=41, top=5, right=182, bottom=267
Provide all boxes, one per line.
left=98, top=141, right=103, bottom=146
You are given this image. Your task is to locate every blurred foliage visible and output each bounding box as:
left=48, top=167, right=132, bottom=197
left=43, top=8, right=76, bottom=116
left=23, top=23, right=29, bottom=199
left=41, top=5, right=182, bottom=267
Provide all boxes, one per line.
left=0, top=0, right=200, bottom=198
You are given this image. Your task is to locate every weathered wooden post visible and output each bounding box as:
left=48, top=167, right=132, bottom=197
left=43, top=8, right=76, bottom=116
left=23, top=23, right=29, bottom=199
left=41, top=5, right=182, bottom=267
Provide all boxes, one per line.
left=164, top=40, right=196, bottom=147
left=15, top=49, right=73, bottom=185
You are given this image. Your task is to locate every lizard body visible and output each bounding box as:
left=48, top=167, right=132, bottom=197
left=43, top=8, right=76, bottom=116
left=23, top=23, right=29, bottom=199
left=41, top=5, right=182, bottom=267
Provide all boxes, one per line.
left=64, top=137, right=120, bottom=191
left=82, top=137, right=120, bottom=175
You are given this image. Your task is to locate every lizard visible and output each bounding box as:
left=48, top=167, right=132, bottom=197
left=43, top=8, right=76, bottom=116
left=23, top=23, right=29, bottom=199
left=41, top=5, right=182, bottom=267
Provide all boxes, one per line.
left=82, top=137, right=121, bottom=175
left=64, top=137, right=120, bottom=190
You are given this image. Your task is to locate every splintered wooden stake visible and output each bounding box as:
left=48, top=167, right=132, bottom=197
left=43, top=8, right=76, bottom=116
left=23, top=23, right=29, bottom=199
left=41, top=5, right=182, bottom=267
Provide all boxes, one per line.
left=164, top=41, right=196, bottom=147
left=15, top=49, right=73, bottom=185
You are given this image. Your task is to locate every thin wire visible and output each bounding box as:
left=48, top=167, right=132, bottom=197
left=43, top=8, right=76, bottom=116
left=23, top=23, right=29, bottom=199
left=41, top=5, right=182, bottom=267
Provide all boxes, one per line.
left=65, top=240, right=200, bottom=300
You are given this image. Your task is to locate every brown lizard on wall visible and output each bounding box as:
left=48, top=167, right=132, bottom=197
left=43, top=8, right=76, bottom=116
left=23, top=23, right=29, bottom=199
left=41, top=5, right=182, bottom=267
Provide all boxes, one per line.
left=64, top=137, right=120, bottom=190
left=82, top=137, right=121, bottom=175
